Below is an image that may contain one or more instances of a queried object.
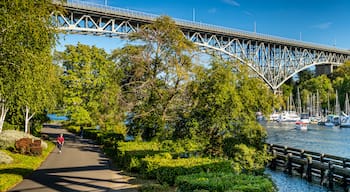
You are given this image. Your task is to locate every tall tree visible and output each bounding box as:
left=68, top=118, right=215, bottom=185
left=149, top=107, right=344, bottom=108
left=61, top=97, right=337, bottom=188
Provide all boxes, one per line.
left=59, top=44, right=123, bottom=131
left=112, top=16, right=196, bottom=140
left=0, top=0, right=60, bottom=133
left=188, top=59, right=271, bottom=157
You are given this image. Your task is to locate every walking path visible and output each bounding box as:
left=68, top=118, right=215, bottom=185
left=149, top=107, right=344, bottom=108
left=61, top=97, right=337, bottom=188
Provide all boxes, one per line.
left=9, top=124, right=139, bottom=192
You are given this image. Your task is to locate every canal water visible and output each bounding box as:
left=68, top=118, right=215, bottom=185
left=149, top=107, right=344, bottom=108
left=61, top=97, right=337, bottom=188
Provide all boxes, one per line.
left=264, top=122, right=350, bottom=192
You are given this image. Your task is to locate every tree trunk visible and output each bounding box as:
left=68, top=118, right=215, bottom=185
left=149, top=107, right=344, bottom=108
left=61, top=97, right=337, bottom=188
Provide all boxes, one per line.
left=0, top=103, right=8, bottom=134
left=24, top=106, right=35, bottom=134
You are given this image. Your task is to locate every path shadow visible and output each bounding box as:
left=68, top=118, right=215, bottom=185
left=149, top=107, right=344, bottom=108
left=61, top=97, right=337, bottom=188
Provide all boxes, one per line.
left=8, top=165, right=137, bottom=192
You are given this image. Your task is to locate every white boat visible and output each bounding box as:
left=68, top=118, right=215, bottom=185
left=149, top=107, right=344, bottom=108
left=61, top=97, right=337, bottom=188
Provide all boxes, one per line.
left=299, top=113, right=310, bottom=124
left=269, top=112, right=280, bottom=121
left=340, top=116, right=350, bottom=128
left=277, top=111, right=300, bottom=123
left=295, top=121, right=307, bottom=130
left=324, top=114, right=340, bottom=127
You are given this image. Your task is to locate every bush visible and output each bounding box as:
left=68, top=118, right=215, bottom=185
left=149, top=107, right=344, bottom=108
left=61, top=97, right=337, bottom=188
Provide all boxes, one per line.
left=229, top=144, right=271, bottom=174
left=82, top=128, right=100, bottom=140
left=0, top=151, right=13, bottom=164
left=176, top=172, right=276, bottom=192
left=0, top=130, right=48, bottom=150
left=113, top=140, right=204, bottom=173
left=141, top=156, right=233, bottom=185
left=65, top=125, right=80, bottom=134
left=115, top=141, right=161, bottom=172
left=160, top=139, right=203, bottom=158
left=139, top=183, right=170, bottom=192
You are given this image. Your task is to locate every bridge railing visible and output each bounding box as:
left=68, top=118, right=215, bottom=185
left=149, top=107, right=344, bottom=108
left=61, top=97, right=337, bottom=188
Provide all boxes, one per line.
left=57, top=0, right=350, bottom=54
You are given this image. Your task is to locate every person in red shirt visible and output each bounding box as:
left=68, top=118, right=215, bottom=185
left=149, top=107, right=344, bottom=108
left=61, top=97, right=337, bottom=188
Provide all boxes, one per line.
left=56, top=133, right=65, bottom=153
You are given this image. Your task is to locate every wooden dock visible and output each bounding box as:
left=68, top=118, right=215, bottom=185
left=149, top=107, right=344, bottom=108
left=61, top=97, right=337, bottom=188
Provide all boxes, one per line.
left=268, top=143, right=350, bottom=191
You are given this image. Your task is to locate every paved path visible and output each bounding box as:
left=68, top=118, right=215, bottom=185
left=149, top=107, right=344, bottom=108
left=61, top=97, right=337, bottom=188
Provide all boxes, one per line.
left=9, top=124, right=139, bottom=192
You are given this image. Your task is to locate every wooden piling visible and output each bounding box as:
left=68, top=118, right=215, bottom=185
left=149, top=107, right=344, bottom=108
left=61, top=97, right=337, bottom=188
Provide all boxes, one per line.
left=328, top=161, right=334, bottom=189
left=306, top=156, right=312, bottom=182
left=286, top=153, right=292, bottom=175
left=269, top=149, right=277, bottom=170
left=267, top=143, right=350, bottom=190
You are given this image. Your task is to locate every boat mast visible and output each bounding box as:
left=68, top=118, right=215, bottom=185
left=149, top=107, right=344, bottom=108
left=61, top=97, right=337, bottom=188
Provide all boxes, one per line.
left=327, top=93, right=330, bottom=115
left=345, top=93, right=349, bottom=115
left=335, top=90, right=340, bottom=115
left=316, top=90, right=320, bottom=117
left=297, top=87, right=302, bottom=114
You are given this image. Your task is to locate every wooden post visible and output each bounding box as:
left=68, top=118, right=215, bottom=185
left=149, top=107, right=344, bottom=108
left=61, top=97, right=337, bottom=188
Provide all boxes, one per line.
left=286, top=153, right=292, bottom=175
left=270, top=149, right=277, bottom=170
left=284, top=146, right=288, bottom=155
left=306, top=156, right=312, bottom=182
left=300, top=149, right=305, bottom=159
left=320, top=153, right=325, bottom=184
left=328, top=161, right=334, bottom=189
left=299, top=150, right=305, bottom=177
left=343, top=159, right=348, bottom=189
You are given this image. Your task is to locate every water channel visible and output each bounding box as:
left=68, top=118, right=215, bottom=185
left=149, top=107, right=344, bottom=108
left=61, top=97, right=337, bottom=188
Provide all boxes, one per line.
left=264, top=122, right=350, bottom=192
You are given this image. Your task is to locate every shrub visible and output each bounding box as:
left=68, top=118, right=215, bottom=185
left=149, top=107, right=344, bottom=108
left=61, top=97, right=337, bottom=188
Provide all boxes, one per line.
left=115, top=141, right=161, bottom=172
left=229, top=144, right=271, bottom=174
left=82, top=128, right=100, bottom=140
left=65, top=125, right=80, bottom=134
left=0, top=130, right=47, bottom=150
left=139, top=183, right=170, bottom=192
left=160, top=139, right=203, bottom=158
left=141, top=156, right=233, bottom=185
left=0, top=151, right=13, bottom=164
left=176, top=172, right=276, bottom=192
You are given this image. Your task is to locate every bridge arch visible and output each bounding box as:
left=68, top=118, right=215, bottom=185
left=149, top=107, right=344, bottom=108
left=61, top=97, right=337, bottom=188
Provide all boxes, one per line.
left=53, top=0, right=350, bottom=91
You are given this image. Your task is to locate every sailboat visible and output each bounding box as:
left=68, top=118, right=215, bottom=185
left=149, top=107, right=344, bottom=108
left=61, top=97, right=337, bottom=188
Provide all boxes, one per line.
left=325, top=90, right=340, bottom=127
left=278, top=93, right=300, bottom=123
left=295, top=88, right=309, bottom=130
left=310, top=90, right=322, bottom=124
left=340, top=93, right=350, bottom=128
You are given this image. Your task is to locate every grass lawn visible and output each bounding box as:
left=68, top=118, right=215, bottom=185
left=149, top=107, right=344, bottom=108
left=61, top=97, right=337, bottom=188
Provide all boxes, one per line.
left=0, top=142, right=55, bottom=191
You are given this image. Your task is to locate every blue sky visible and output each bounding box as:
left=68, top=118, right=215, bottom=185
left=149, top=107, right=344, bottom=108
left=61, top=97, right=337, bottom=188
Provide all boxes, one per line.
left=57, top=0, right=350, bottom=52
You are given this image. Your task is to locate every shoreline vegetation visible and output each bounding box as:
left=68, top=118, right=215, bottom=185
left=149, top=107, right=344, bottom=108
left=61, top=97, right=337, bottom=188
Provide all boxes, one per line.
left=72, top=127, right=277, bottom=192
left=3, top=1, right=350, bottom=191
left=0, top=125, right=276, bottom=192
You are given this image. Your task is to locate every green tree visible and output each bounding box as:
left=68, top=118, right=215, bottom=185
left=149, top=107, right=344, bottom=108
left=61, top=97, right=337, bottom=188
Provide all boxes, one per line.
left=0, top=0, right=60, bottom=133
left=188, top=59, right=270, bottom=159
left=189, top=59, right=242, bottom=156
left=332, top=61, right=350, bottom=110
left=297, top=69, right=315, bottom=86
left=300, top=75, right=333, bottom=111
left=59, top=44, right=123, bottom=131
left=113, top=16, right=196, bottom=140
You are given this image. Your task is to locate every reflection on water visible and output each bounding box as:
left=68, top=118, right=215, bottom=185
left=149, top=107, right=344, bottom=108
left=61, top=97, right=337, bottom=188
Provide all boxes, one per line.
left=264, top=122, right=350, bottom=192
left=265, top=169, right=328, bottom=192
left=265, top=122, right=350, bottom=158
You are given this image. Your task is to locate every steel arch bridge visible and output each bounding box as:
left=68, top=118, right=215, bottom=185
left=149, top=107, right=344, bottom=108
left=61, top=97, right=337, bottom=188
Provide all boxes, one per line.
left=52, top=0, right=350, bottom=91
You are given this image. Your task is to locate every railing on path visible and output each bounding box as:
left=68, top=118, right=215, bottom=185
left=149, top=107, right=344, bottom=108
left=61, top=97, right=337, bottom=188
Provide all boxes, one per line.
left=268, top=143, right=350, bottom=191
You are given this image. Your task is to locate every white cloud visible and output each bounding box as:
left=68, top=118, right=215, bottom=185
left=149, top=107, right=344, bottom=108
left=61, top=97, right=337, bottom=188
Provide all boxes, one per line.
left=244, top=11, right=253, bottom=16
left=222, top=0, right=240, bottom=7
left=311, top=22, right=332, bottom=29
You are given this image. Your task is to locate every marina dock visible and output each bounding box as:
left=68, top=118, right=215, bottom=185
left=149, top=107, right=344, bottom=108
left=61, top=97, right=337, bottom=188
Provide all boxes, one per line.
left=268, top=143, right=350, bottom=191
